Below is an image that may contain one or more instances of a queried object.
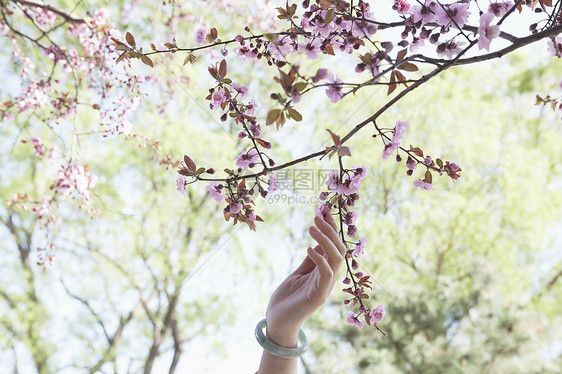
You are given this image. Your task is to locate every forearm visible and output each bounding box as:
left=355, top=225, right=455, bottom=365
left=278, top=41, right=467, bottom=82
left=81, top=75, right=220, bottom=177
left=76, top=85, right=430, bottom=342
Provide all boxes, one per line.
left=257, top=324, right=300, bottom=374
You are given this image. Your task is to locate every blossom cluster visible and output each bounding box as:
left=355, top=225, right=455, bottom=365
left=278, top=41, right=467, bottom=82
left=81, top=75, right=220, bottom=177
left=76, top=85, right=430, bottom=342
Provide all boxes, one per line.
left=315, top=162, right=386, bottom=329
left=1, top=5, right=147, bottom=137
left=175, top=59, right=279, bottom=230
left=377, top=121, right=462, bottom=191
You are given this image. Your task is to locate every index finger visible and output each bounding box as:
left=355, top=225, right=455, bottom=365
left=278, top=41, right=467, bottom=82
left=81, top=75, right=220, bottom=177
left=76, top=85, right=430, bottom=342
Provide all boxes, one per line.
left=317, top=210, right=338, bottom=232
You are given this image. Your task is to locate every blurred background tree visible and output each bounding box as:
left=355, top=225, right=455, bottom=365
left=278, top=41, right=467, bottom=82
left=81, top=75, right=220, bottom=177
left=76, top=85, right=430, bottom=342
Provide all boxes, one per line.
left=302, top=52, right=562, bottom=374
left=0, top=1, right=561, bottom=373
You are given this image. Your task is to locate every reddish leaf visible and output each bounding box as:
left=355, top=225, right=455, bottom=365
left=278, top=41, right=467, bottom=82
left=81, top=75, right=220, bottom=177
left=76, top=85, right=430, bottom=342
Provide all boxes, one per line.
left=425, top=170, right=433, bottom=184
left=249, top=221, right=256, bottom=231
left=116, top=51, right=127, bottom=64
left=394, top=70, right=408, bottom=87
left=397, top=48, right=407, bottom=61
left=184, top=155, right=197, bottom=173
left=387, top=71, right=397, bottom=95
left=111, top=37, right=126, bottom=46
left=125, top=32, right=135, bottom=46
left=327, top=129, right=341, bottom=146
left=140, top=55, right=154, bottom=68
left=219, top=59, right=227, bottom=78
left=276, top=111, right=286, bottom=129
left=338, top=146, right=352, bottom=157
left=210, top=28, right=218, bottom=40
left=410, top=146, right=424, bottom=157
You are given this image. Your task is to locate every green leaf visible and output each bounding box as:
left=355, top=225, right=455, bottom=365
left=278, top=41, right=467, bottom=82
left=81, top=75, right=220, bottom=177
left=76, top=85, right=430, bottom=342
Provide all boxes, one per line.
left=294, top=82, right=308, bottom=92
left=266, top=109, right=282, bottom=126
left=325, top=8, right=335, bottom=25
left=398, top=62, right=419, bottom=72
left=287, top=108, right=302, bottom=122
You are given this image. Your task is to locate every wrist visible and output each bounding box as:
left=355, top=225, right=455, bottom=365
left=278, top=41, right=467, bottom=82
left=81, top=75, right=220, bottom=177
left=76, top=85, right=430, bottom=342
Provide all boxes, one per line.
left=264, top=320, right=300, bottom=348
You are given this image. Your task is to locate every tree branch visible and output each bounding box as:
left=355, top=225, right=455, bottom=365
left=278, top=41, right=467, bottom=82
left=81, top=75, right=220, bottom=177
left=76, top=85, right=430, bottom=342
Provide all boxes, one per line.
left=10, top=0, right=85, bottom=24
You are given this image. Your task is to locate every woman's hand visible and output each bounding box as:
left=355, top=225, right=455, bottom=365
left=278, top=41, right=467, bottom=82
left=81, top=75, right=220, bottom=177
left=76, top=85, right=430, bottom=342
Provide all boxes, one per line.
left=264, top=213, right=347, bottom=347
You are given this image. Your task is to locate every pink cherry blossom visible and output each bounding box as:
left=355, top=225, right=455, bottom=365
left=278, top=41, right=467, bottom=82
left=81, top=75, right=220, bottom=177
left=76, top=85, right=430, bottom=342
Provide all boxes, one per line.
left=325, top=76, right=343, bottom=103
left=395, top=121, right=408, bottom=140
left=211, top=88, right=228, bottom=109
left=269, top=37, right=295, bottom=59
left=235, top=148, right=259, bottom=169
left=234, top=42, right=257, bottom=60
left=27, top=7, right=57, bottom=26
left=311, top=10, right=336, bottom=37
left=245, top=209, right=256, bottom=222
left=231, top=82, right=249, bottom=98
left=300, top=38, right=323, bottom=60
left=393, top=0, right=411, bottom=15
left=488, top=1, right=514, bottom=17
left=352, top=164, right=368, bottom=182
left=29, top=136, right=45, bottom=156
left=369, top=304, right=386, bottom=323
left=229, top=201, right=243, bottom=214
left=410, top=37, right=425, bottom=52
left=344, top=211, right=358, bottom=226
left=346, top=311, right=365, bottom=329
left=32, top=197, right=51, bottom=219
left=176, top=175, right=187, bottom=197
left=449, top=162, right=461, bottom=172
left=53, top=163, right=97, bottom=203
left=382, top=121, right=408, bottom=159
left=241, top=99, right=258, bottom=116
left=410, top=0, right=438, bottom=25
left=413, top=179, right=434, bottom=191
left=195, top=26, right=207, bottom=45
left=312, top=68, right=329, bottom=83
left=347, top=225, right=358, bottom=238
left=437, top=40, right=465, bottom=59
left=328, top=170, right=362, bottom=196
left=326, top=171, right=341, bottom=192
left=206, top=182, right=227, bottom=202
left=352, top=237, right=367, bottom=257
left=435, top=3, right=470, bottom=28
left=316, top=203, right=332, bottom=219
left=478, top=13, right=500, bottom=51
left=382, top=141, right=399, bottom=159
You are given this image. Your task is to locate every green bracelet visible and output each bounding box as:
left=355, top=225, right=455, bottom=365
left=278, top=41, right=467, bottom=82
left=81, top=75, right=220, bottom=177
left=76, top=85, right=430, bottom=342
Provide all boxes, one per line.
left=255, top=319, right=308, bottom=358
